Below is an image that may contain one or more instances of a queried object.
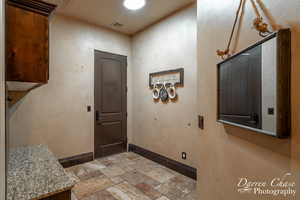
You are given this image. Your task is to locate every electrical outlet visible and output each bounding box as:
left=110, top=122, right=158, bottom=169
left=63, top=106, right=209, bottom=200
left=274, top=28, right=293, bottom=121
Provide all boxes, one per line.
left=198, top=115, right=204, bottom=129
left=182, top=152, right=187, bottom=160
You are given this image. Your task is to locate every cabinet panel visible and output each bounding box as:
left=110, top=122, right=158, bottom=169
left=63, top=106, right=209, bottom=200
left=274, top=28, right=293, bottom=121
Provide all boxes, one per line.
left=6, top=4, right=49, bottom=83
left=41, top=190, right=71, bottom=200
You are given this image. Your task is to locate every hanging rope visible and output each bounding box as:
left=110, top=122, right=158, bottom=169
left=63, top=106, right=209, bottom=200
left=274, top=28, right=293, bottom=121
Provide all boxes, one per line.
left=250, top=0, right=272, bottom=37
left=217, top=0, right=274, bottom=59
left=217, top=0, right=244, bottom=59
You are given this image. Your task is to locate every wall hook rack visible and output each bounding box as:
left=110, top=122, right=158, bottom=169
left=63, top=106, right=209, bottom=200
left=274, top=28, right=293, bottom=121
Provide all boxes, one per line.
left=149, top=68, right=184, bottom=102
left=149, top=68, right=184, bottom=88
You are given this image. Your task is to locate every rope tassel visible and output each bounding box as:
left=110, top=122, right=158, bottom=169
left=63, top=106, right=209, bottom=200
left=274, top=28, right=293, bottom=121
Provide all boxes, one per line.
left=253, top=17, right=272, bottom=37
left=250, top=0, right=272, bottom=37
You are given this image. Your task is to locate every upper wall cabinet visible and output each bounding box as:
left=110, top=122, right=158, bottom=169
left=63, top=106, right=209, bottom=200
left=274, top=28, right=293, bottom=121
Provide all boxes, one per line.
left=6, top=0, right=56, bottom=83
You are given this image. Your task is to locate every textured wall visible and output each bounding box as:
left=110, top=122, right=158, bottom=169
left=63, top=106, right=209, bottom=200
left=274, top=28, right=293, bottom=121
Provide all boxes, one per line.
left=8, top=14, right=133, bottom=159
left=197, top=0, right=300, bottom=199
left=131, top=5, right=199, bottom=168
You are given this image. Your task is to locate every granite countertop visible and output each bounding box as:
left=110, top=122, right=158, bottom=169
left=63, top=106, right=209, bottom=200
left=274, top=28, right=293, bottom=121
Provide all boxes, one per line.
left=7, top=145, right=76, bottom=200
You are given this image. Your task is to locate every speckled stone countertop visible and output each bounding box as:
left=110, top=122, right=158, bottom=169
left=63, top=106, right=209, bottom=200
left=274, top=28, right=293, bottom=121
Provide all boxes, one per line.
left=7, top=145, right=76, bottom=200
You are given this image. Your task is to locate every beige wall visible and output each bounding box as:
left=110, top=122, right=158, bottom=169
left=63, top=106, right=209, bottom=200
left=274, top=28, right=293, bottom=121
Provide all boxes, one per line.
left=8, top=14, right=133, bottom=159
left=131, top=5, right=199, bottom=168
left=0, top=0, right=6, bottom=198
left=197, top=0, right=300, bottom=199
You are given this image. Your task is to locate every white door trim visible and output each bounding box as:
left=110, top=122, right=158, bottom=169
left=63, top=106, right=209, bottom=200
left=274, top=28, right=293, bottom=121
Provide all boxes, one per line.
left=0, top=0, right=6, bottom=199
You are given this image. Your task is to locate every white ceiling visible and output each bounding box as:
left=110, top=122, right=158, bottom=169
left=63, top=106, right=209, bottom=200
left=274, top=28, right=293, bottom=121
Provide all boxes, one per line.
left=52, top=0, right=196, bottom=35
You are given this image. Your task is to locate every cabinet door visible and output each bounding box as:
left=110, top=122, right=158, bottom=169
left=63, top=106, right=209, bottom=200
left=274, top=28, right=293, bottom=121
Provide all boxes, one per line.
left=6, top=5, right=49, bottom=83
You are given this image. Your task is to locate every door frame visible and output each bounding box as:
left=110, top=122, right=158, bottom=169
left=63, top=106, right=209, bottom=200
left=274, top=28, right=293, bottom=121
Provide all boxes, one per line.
left=93, top=49, right=128, bottom=158
left=0, top=0, right=6, bottom=199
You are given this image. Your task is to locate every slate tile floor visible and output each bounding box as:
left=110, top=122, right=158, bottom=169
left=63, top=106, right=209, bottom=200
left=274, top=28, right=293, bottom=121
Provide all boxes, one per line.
left=66, top=152, right=198, bottom=200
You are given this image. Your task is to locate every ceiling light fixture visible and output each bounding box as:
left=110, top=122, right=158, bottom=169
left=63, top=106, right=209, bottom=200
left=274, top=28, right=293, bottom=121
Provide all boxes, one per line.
left=123, top=0, right=146, bottom=10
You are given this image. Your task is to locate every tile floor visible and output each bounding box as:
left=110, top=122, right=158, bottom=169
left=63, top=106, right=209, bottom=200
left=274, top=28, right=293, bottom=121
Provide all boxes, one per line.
left=66, top=152, right=198, bottom=200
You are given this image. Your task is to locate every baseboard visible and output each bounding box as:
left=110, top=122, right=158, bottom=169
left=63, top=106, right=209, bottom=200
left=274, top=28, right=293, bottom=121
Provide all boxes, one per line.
left=128, top=144, right=197, bottom=180
left=59, top=152, right=94, bottom=168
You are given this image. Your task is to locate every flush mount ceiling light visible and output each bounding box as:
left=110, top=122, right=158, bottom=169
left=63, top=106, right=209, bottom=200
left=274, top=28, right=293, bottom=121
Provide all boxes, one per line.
left=123, top=0, right=146, bottom=10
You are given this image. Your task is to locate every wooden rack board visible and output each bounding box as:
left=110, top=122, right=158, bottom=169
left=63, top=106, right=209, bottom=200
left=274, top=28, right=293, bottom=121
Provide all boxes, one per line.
left=149, top=68, right=184, bottom=88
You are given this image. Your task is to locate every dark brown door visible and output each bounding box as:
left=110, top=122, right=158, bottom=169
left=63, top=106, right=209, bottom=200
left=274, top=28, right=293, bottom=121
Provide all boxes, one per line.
left=94, top=50, right=127, bottom=158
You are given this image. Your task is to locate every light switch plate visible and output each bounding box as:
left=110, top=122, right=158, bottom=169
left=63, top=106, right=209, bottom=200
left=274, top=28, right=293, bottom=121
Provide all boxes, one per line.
left=198, top=115, right=204, bottom=129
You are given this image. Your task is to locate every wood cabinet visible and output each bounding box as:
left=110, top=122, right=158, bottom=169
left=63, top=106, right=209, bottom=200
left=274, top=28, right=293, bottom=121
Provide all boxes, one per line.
left=41, top=190, right=71, bottom=200
left=6, top=0, right=56, bottom=83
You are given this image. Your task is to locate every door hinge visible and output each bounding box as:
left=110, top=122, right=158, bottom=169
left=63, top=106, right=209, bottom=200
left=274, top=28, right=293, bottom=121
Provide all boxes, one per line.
left=126, top=86, right=128, bottom=93
left=126, top=112, right=128, bottom=117
left=198, top=115, right=204, bottom=130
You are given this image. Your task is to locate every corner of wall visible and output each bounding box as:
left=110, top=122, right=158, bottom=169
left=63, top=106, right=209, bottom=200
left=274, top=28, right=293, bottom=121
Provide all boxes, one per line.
left=0, top=0, right=6, bottom=199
